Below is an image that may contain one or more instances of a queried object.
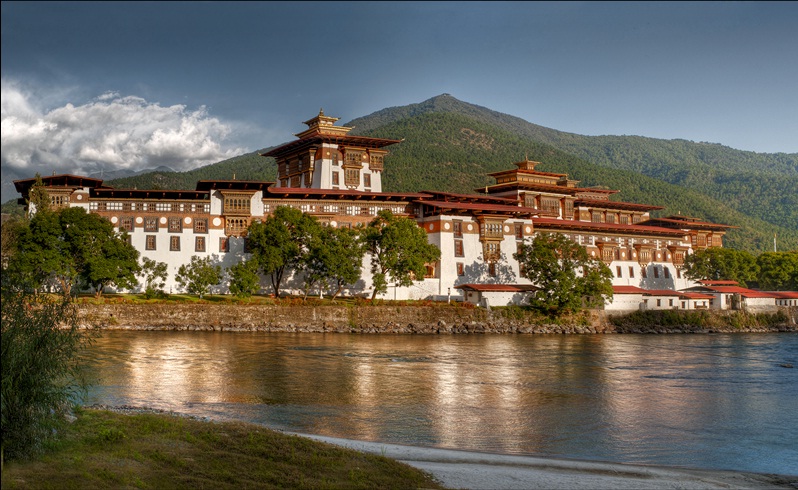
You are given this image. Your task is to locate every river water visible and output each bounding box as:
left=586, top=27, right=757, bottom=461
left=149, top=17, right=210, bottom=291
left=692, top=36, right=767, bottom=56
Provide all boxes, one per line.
left=81, top=331, right=798, bottom=476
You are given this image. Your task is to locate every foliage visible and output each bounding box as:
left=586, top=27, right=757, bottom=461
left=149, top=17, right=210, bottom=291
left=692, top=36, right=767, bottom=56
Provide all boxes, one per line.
left=227, top=259, right=261, bottom=299
left=247, top=206, right=321, bottom=297
left=6, top=207, right=139, bottom=297
left=363, top=210, right=441, bottom=301
left=302, top=226, right=365, bottom=300
left=682, top=247, right=759, bottom=287
left=175, top=256, right=222, bottom=298
left=139, top=257, right=169, bottom=299
left=756, top=250, right=798, bottom=291
left=1, top=285, right=94, bottom=462
left=515, top=233, right=614, bottom=314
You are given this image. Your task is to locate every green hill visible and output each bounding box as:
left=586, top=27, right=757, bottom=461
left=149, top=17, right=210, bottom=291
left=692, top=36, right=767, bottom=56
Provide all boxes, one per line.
left=5, top=94, right=795, bottom=253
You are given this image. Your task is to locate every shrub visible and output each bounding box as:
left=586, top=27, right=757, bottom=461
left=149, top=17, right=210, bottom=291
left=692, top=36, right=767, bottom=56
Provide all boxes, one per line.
left=1, top=287, right=95, bottom=462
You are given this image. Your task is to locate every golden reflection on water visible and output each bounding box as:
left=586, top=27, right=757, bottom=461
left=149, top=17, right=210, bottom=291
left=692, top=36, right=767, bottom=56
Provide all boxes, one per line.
left=84, top=331, right=798, bottom=474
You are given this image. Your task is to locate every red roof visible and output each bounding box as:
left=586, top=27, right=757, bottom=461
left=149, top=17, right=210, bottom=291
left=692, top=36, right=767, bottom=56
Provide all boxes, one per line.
left=455, top=284, right=538, bottom=292
left=767, top=291, right=798, bottom=299
left=532, top=217, right=686, bottom=237
left=575, top=199, right=664, bottom=212
left=612, top=286, right=647, bottom=294
left=700, top=286, right=776, bottom=298
left=643, top=289, right=682, bottom=297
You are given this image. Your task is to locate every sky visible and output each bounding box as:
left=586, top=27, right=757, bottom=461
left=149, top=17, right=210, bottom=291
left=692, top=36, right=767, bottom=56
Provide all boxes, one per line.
left=2, top=1, right=797, bottom=202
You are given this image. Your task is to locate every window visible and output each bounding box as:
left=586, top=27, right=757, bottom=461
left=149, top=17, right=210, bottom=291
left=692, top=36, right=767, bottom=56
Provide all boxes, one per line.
left=620, top=215, right=630, bottom=225
left=224, top=195, right=251, bottom=214
left=145, top=235, right=156, bottom=250
left=219, top=237, right=229, bottom=253
left=669, top=299, right=674, bottom=307
left=629, top=266, right=635, bottom=278
left=193, top=218, right=207, bottom=233
left=541, top=197, right=559, bottom=214
left=453, top=220, right=463, bottom=238
left=664, top=267, right=670, bottom=279
left=119, top=217, right=134, bottom=232
left=616, top=266, right=622, bottom=278
left=488, top=263, right=497, bottom=277
left=170, top=236, right=180, bottom=251
left=332, top=172, right=340, bottom=186
left=515, top=223, right=524, bottom=240
left=168, top=217, right=182, bottom=233
left=641, top=267, right=648, bottom=279
left=657, top=299, right=662, bottom=307
left=592, top=212, right=603, bottom=223
left=676, top=268, right=682, bottom=279
left=144, top=217, right=158, bottom=232
left=454, top=239, right=464, bottom=257
left=195, top=236, right=206, bottom=252
left=653, top=267, right=660, bottom=278
left=456, top=262, right=465, bottom=276
left=363, top=173, right=371, bottom=188
left=155, top=203, right=171, bottom=212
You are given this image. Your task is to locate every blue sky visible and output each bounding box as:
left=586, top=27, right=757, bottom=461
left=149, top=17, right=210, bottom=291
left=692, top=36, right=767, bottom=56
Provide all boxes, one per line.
left=2, top=1, right=797, bottom=201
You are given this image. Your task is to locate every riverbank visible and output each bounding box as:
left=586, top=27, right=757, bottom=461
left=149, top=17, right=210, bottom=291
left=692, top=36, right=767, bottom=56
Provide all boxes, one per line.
left=77, top=302, right=798, bottom=334
left=300, top=434, right=798, bottom=489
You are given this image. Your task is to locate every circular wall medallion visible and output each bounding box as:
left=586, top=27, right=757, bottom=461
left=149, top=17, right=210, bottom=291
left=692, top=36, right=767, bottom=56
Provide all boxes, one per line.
left=525, top=226, right=531, bottom=234
left=591, top=251, right=596, bottom=257
left=76, top=194, right=83, bottom=200
left=444, top=222, right=451, bottom=231
left=330, top=221, right=337, bottom=228
left=135, top=217, right=143, bottom=224
left=621, top=252, right=626, bottom=258
left=467, top=224, right=473, bottom=231
left=429, top=223, right=434, bottom=231
left=657, top=253, right=661, bottom=260
left=213, top=217, right=222, bottom=227
left=632, top=252, right=637, bottom=258
left=110, top=216, right=118, bottom=224
left=504, top=225, right=510, bottom=232
left=184, top=217, right=192, bottom=225
left=160, top=217, right=167, bottom=225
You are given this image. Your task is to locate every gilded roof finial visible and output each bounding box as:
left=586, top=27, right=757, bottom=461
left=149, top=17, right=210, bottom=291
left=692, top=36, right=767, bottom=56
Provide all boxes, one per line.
left=319, top=108, right=324, bottom=116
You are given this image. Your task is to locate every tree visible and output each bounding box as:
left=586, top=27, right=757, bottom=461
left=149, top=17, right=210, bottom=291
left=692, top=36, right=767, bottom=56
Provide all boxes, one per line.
left=175, top=256, right=222, bottom=298
left=514, top=232, right=614, bottom=314
left=139, top=257, right=169, bottom=298
left=1, top=283, right=94, bottom=462
left=301, top=226, right=365, bottom=300
left=228, top=259, right=261, bottom=299
left=757, top=250, right=798, bottom=291
left=247, top=206, right=321, bottom=297
left=363, top=210, right=441, bottom=301
left=682, top=247, right=758, bottom=287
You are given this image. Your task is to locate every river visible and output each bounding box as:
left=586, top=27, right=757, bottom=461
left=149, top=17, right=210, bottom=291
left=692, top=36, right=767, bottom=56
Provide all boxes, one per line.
left=81, top=331, right=798, bottom=476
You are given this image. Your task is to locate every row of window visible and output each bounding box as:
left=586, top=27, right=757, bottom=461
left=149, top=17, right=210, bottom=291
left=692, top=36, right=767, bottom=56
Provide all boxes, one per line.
left=92, top=202, right=210, bottom=213
left=119, top=217, right=208, bottom=233
left=614, top=265, right=682, bottom=279
left=143, top=235, right=230, bottom=253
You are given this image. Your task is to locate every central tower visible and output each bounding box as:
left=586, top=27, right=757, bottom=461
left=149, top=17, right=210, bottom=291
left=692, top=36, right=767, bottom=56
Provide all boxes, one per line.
left=262, top=109, right=401, bottom=193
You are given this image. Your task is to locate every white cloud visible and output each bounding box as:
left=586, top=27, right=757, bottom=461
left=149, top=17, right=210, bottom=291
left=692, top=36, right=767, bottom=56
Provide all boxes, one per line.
left=1, top=79, right=246, bottom=180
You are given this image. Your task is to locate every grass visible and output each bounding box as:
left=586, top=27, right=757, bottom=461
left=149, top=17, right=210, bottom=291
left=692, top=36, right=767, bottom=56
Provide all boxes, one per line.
left=1, top=408, right=446, bottom=490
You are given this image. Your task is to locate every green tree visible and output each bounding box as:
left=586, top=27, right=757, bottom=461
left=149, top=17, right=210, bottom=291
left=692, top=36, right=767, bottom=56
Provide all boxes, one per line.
left=175, top=256, right=222, bottom=298
left=301, top=226, right=365, bottom=300
left=363, top=210, right=441, bottom=301
left=139, top=257, right=169, bottom=298
left=682, top=247, right=759, bottom=287
left=247, top=206, right=321, bottom=297
left=227, top=259, right=261, bottom=299
left=1, top=285, right=94, bottom=463
left=756, top=250, right=798, bottom=291
left=514, top=232, right=614, bottom=314
left=7, top=207, right=139, bottom=297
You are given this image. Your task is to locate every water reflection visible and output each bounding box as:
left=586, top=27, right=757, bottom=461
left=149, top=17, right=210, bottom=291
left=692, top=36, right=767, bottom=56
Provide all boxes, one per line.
left=83, top=332, right=798, bottom=476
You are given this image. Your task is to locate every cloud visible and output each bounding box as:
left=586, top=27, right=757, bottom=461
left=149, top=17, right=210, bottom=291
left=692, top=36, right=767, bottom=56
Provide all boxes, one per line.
left=1, top=79, right=246, bottom=181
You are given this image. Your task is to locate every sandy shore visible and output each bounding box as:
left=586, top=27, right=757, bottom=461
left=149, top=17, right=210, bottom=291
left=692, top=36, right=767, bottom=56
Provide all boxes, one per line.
left=293, top=433, right=797, bottom=490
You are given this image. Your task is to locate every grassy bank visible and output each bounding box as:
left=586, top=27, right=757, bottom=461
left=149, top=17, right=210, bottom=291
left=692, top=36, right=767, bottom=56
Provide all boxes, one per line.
left=1, top=408, right=445, bottom=490
left=609, top=309, right=792, bottom=331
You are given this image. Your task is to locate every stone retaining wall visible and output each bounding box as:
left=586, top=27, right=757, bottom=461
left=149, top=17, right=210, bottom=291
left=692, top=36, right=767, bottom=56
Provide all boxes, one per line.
left=76, top=303, right=798, bottom=334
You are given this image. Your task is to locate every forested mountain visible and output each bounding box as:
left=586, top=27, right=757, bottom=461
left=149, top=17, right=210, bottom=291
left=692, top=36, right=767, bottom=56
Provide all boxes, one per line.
left=5, top=94, right=795, bottom=252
